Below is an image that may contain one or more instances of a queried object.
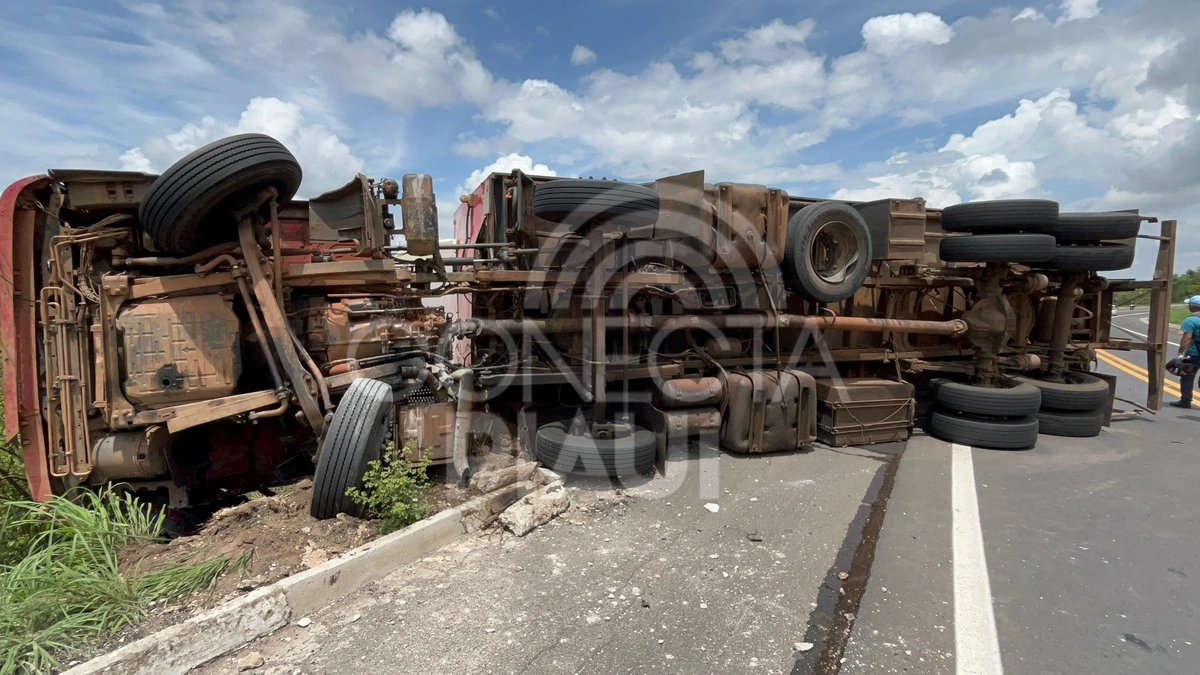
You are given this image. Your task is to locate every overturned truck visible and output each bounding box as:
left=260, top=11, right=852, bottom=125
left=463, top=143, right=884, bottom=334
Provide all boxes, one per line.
left=0, top=134, right=1175, bottom=516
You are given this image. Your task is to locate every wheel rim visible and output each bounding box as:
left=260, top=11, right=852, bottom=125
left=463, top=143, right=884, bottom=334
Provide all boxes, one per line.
left=810, top=219, right=860, bottom=284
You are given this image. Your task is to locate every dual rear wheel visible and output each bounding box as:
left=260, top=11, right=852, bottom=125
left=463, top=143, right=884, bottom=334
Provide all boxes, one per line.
left=928, top=379, right=1041, bottom=450
left=929, top=371, right=1110, bottom=449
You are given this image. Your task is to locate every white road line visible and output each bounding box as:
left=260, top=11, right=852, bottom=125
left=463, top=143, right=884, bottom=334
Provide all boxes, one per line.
left=1111, top=322, right=1179, bottom=348
left=952, top=443, right=1005, bottom=675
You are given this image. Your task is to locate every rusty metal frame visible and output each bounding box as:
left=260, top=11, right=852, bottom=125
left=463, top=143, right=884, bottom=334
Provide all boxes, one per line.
left=1144, top=220, right=1176, bottom=410
left=1087, top=220, right=1176, bottom=410
left=133, top=389, right=285, bottom=433
left=237, top=211, right=327, bottom=437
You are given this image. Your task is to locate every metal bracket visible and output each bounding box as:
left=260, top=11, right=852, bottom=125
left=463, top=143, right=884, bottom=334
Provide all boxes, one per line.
left=236, top=215, right=326, bottom=437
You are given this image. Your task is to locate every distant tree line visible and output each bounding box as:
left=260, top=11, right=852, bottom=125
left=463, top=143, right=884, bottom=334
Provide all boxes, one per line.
left=1111, top=268, right=1200, bottom=306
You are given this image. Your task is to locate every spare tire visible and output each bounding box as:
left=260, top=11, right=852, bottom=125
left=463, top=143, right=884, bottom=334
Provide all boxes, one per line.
left=1044, top=243, right=1135, bottom=272
left=1012, top=371, right=1109, bottom=411
left=535, top=420, right=656, bottom=477
left=940, top=199, right=1059, bottom=233
left=940, top=233, right=1056, bottom=264
left=784, top=201, right=872, bottom=304
left=533, top=179, right=659, bottom=229
left=311, top=378, right=393, bottom=520
left=931, top=379, right=1042, bottom=417
left=140, top=134, right=302, bottom=255
left=1051, top=212, right=1143, bottom=243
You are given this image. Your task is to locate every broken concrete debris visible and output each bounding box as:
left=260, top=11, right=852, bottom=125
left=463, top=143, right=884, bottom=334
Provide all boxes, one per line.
left=472, top=460, right=540, bottom=493
left=236, top=651, right=265, bottom=671
left=499, top=482, right=571, bottom=536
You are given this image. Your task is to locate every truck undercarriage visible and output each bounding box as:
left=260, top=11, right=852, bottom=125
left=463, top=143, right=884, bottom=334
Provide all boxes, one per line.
left=0, top=133, right=1175, bottom=515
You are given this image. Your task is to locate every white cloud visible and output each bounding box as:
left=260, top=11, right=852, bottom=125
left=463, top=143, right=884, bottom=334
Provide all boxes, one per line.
left=834, top=77, right=1199, bottom=277
left=482, top=19, right=833, bottom=182
left=5, top=0, right=1200, bottom=279
left=718, top=18, right=816, bottom=63
left=831, top=154, right=963, bottom=206
left=369, top=9, right=494, bottom=106
left=1109, top=97, right=1194, bottom=150
left=861, top=12, right=955, bottom=55
left=940, top=89, right=1111, bottom=169
left=1013, top=8, right=1047, bottom=22
left=458, top=153, right=557, bottom=197
left=122, top=97, right=365, bottom=198
left=117, top=3, right=494, bottom=111
left=1057, top=0, right=1102, bottom=25
left=832, top=151, right=1039, bottom=207
left=118, top=148, right=153, bottom=172
left=434, top=154, right=559, bottom=238
left=571, top=45, right=596, bottom=65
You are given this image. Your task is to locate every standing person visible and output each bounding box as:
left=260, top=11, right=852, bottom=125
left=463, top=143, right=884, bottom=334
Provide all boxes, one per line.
left=1170, top=296, right=1200, bottom=408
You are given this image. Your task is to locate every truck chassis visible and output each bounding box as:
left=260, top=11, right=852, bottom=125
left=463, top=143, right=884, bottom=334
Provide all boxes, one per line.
left=0, top=133, right=1174, bottom=514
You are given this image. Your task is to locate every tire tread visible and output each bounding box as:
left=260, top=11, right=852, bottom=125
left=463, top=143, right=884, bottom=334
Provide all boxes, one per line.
left=941, top=199, right=1059, bottom=233
left=139, top=133, right=301, bottom=254
left=932, top=379, right=1042, bottom=417
left=928, top=408, right=1039, bottom=450
left=1012, top=371, right=1110, bottom=411
left=535, top=421, right=656, bottom=477
left=1036, top=408, right=1104, bottom=437
left=311, top=378, right=392, bottom=519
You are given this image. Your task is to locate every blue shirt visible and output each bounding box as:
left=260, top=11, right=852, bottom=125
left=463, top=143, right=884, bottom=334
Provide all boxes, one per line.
left=1183, top=314, right=1200, bottom=357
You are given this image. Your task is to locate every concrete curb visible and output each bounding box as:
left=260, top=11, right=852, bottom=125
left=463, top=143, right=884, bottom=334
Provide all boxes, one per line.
left=63, top=480, right=533, bottom=675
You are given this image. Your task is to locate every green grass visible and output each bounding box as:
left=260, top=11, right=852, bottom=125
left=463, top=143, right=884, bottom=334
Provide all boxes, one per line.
left=0, top=489, right=236, bottom=674
left=0, top=394, right=241, bottom=672
left=1170, top=307, right=1193, bottom=325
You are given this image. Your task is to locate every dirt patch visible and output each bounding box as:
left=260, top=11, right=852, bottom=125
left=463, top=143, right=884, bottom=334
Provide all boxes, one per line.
left=122, top=479, right=375, bottom=590
left=105, top=480, right=377, bottom=647
left=97, top=473, right=481, bottom=656
left=425, top=480, right=477, bottom=515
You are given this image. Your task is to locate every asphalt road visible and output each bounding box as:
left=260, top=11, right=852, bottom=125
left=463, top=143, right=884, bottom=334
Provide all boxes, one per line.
left=194, top=309, right=1199, bottom=674
left=198, top=445, right=893, bottom=675
left=843, top=307, right=1199, bottom=675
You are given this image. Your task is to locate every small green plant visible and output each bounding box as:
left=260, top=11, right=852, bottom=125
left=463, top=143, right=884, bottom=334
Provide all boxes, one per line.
left=346, top=441, right=434, bottom=534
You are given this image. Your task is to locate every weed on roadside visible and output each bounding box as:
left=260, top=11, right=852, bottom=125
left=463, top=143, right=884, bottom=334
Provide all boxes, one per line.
left=346, top=441, right=433, bottom=534
left=0, top=489, right=235, bottom=674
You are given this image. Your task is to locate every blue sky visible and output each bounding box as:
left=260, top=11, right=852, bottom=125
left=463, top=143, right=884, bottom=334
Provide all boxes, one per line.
left=0, top=0, right=1196, bottom=277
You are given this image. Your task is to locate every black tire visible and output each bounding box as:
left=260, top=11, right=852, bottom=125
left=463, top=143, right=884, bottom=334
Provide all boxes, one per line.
left=535, top=420, right=656, bottom=477
left=941, top=199, right=1058, bottom=233
left=139, top=134, right=302, bottom=255
left=533, top=179, right=659, bottom=229
left=1011, top=371, right=1109, bottom=411
left=931, top=379, right=1042, bottom=417
left=1037, top=408, right=1104, bottom=438
left=1051, top=212, right=1143, bottom=243
left=311, top=378, right=393, bottom=520
left=928, top=408, right=1039, bottom=450
left=784, top=201, right=872, bottom=303
left=939, top=233, right=1056, bottom=263
left=1044, top=244, right=1135, bottom=272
